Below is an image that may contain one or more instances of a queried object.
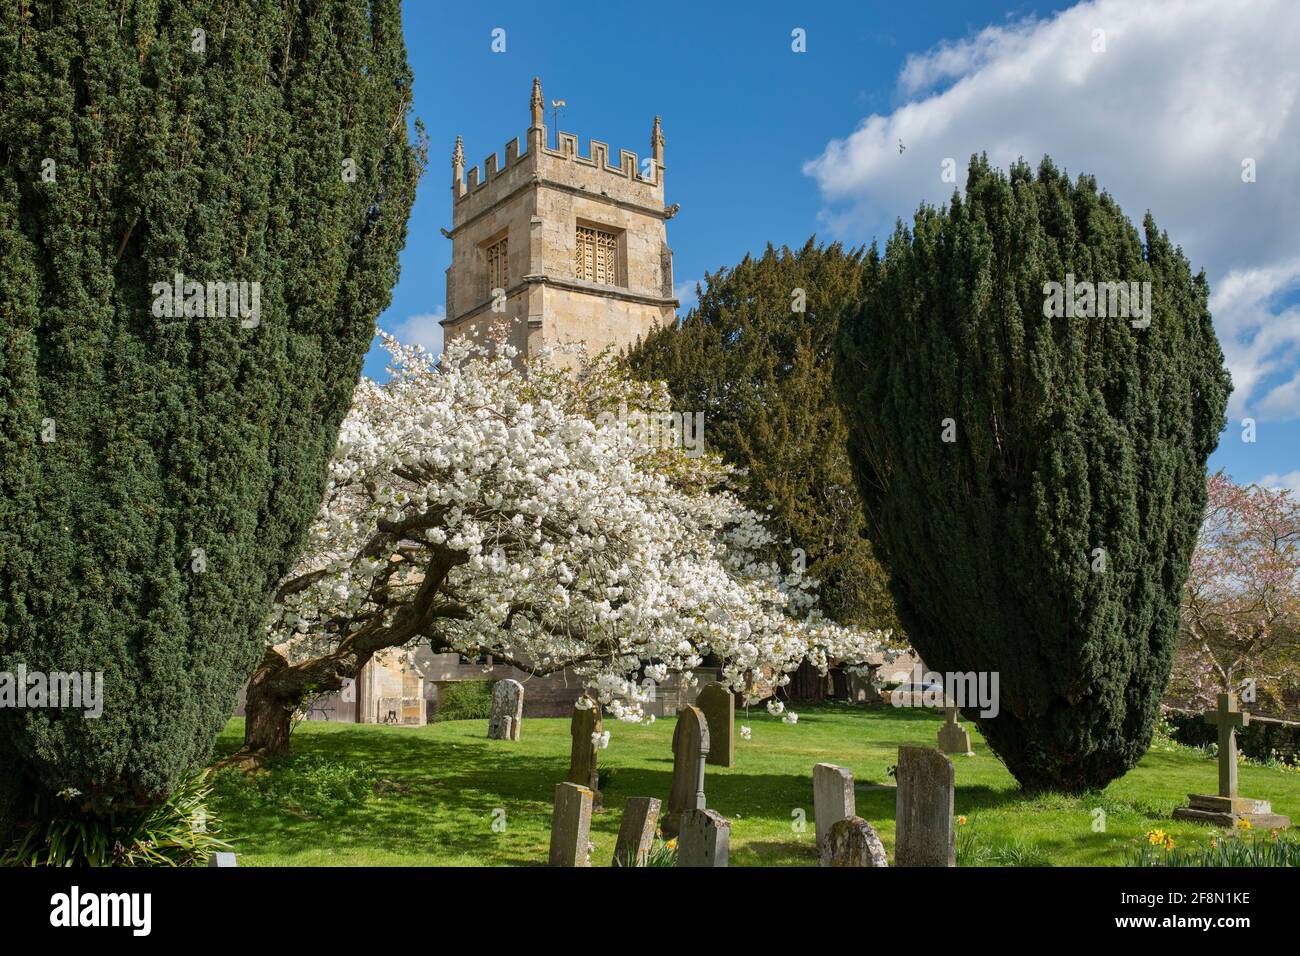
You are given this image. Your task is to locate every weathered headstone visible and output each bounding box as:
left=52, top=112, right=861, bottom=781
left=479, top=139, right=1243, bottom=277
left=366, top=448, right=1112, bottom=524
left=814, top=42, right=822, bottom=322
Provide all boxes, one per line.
left=895, top=745, right=955, bottom=867
left=1172, top=693, right=1292, bottom=829
left=821, top=816, right=888, bottom=867
left=488, top=678, right=524, bottom=741
left=938, top=705, right=973, bottom=755
left=677, top=808, right=730, bottom=867
left=696, top=681, right=735, bottom=767
left=567, top=694, right=602, bottom=808
left=548, top=782, right=594, bottom=866
left=813, top=762, right=855, bottom=854
left=612, top=796, right=661, bottom=867
left=661, top=704, right=710, bottom=838
left=208, top=852, right=238, bottom=868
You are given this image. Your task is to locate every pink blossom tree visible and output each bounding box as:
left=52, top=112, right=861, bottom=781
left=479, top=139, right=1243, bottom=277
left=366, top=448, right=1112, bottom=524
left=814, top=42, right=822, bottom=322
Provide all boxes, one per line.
left=1173, top=472, right=1300, bottom=715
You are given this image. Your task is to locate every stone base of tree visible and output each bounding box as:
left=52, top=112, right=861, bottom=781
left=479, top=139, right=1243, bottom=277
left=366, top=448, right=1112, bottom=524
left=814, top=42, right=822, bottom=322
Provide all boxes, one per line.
left=1172, top=794, right=1291, bottom=829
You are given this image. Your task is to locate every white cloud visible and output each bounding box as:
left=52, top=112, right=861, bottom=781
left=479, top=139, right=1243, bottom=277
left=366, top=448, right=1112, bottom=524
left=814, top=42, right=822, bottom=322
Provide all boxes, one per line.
left=1259, top=471, right=1300, bottom=495
left=804, top=0, right=1300, bottom=421
left=385, top=309, right=445, bottom=357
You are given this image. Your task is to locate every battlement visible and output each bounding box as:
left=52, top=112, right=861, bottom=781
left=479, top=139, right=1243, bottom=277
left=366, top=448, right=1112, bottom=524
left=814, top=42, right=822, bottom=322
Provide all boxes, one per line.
left=456, top=131, right=658, bottom=196
left=451, top=78, right=666, bottom=227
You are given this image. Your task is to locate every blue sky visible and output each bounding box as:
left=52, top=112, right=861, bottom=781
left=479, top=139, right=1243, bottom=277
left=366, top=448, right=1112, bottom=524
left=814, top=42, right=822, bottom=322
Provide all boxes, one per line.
left=372, top=0, right=1299, bottom=490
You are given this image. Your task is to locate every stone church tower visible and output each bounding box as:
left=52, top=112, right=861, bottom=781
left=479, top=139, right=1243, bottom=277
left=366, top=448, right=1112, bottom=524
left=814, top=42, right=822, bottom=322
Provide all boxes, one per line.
left=441, top=78, right=679, bottom=359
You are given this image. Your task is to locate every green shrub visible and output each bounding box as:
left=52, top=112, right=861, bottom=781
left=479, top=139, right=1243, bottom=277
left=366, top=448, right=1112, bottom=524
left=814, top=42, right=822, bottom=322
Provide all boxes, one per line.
left=210, top=755, right=375, bottom=820
left=1164, top=710, right=1300, bottom=767
left=434, top=681, right=494, bottom=722
left=1, top=772, right=228, bottom=867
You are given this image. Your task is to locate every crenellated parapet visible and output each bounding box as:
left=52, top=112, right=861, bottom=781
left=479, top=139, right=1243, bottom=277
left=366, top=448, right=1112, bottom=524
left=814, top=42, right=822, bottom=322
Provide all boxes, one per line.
left=450, top=77, right=666, bottom=230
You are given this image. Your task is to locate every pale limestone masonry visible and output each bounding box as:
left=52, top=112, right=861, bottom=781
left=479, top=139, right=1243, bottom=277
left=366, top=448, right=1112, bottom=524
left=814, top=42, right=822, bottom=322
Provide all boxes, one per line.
left=442, top=77, right=678, bottom=361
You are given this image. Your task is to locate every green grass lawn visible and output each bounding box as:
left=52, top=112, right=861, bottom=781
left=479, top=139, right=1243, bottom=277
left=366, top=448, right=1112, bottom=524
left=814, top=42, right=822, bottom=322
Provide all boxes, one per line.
left=209, top=704, right=1300, bottom=866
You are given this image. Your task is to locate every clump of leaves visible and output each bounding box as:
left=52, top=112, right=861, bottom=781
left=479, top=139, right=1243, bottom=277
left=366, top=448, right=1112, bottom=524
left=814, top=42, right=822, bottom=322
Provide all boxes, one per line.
left=1126, top=829, right=1300, bottom=867
left=2, top=772, right=229, bottom=867
left=615, top=837, right=678, bottom=867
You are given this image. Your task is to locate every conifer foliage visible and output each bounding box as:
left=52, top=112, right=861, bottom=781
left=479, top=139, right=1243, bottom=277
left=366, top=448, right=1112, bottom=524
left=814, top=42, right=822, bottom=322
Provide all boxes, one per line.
left=0, top=1, right=420, bottom=836
left=836, top=157, right=1231, bottom=791
left=626, top=240, right=898, bottom=631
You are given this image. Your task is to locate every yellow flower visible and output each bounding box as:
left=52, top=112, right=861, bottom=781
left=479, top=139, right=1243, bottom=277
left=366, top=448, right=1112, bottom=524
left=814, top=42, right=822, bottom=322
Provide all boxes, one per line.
left=957, top=815, right=968, bottom=826
left=1210, top=838, right=1218, bottom=849
left=665, top=839, right=677, bottom=849
left=1270, top=829, right=1279, bottom=842
left=1146, top=829, right=1166, bottom=846
left=1163, top=835, right=1175, bottom=850
left=1235, top=817, right=1253, bottom=830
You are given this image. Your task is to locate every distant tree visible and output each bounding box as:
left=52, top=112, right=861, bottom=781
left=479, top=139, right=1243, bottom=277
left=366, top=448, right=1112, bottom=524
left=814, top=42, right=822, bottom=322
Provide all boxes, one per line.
left=1170, top=474, right=1300, bottom=716
left=625, top=239, right=899, bottom=635
left=836, top=156, right=1231, bottom=792
left=0, top=1, right=421, bottom=844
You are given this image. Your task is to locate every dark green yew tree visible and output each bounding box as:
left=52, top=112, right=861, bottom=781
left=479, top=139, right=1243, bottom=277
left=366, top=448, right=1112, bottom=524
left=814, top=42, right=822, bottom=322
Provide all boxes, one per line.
left=836, top=157, right=1231, bottom=791
left=0, top=1, right=421, bottom=837
left=627, top=239, right=898, bottom=632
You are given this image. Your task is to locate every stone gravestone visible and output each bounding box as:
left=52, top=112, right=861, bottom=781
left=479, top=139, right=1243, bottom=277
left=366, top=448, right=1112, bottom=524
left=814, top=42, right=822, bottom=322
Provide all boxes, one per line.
left=612, top=796, right=661, bottom=867
left=823, top=816, right=888, bottom=867
left=662, top=704, right=710, bottom=838
left=895, top=745, right=956, bottom=867
left=567, top=694, right=602, bottom=808
left=207, top=852, right=238, bottom=868
left=677, top=808, right=730, bottom=867
left=548, top=782, right=594, bottom=866
left=1172, top=692, right=1292, bottom=829
left=938, top=705, right=974, bottom=756
left=488, top=678, right=524, bottom=741
left=696, top=681, right=735, bottom=767
left=813, top=763, right=855, bottom=856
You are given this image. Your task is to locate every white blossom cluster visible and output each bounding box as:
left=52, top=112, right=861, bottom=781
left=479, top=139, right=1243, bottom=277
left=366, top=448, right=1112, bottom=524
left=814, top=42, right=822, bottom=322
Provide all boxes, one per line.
left=267, top=332, right=890, bottom=721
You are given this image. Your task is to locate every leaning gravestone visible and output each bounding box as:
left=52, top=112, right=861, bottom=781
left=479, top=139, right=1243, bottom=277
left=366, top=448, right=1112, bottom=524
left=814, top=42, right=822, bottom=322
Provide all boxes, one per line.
left=612, top=796, right=661, bottom=867
left=208, top=852, right=238, bottom=868
left=895, top=745, right=955, bottom=867
left=548, top=782, right=594, bottom=866
left=488, top=678, right=524, bottom=741
left=813, top=763, right=856, bottom=855
left=822, top=816, right=888, bottom=867
left=662, top=704, right=710, bottom=838
left=567, top=694, right=602, bottom=808
left=677, top=808, right=730, bottom=867
left=937, top=705, right=973, bottom=755
left=696, top=682, right=735, bottom=767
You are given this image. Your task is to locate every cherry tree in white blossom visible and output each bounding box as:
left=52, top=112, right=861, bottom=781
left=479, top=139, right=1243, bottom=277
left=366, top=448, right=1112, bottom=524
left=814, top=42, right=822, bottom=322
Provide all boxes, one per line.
left=238, top=332, right=890, bottom=758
